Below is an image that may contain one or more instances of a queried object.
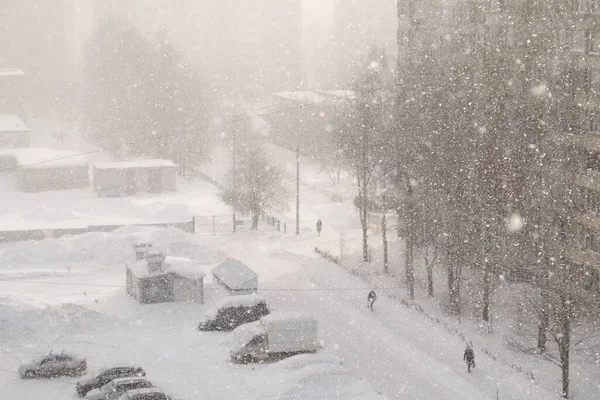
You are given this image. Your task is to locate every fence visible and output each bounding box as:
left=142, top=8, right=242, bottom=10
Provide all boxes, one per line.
left=193, top=215, right=236, bottom=236
left=0, top=212, right=284, bottom=243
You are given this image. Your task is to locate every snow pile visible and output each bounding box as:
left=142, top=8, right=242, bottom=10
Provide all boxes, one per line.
left=246, top=354, right=385, bottom=400
left=0, top=227, right=225, bottom=267
left=0, top=301, right=119, bottom=345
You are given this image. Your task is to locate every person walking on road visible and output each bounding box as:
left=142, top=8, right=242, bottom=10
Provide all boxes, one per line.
left=316, top=219, right=323, bottom=236
left=367, top=289, right=377, bottom=311
left=464, top=346, right=475, bottom=373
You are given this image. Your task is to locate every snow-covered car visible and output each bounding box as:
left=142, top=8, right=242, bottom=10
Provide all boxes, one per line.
left=85, top=377, right=155, bottom=400
left=19, top=352, right=87, bottom=378
left=77, top=365, right=146, bottom=396
left=117, top=387, right=169, bottom=400
left=198, top=294, right=269, bottom=331
left=230, top=312, right=319, bottom=363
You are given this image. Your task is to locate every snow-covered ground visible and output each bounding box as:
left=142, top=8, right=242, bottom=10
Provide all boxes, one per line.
left=0, top=128, right=590, bottom=399
left=0, top=226, right=562, bottom=400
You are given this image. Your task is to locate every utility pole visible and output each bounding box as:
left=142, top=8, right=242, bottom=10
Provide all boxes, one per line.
left=296, top=143, right=300, bottom=235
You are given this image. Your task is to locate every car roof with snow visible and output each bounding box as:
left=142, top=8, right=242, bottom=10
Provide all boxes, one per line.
left=109, top=376, right=149, bottom=385
left=211, top=294, right=266, bottom=310
left=118, top=387, right=165, bottom=398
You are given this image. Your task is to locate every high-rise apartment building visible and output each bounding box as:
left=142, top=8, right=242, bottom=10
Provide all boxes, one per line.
left=397, top=0, right=600, bottom=291
left=332, top=0, right=398, bottom=86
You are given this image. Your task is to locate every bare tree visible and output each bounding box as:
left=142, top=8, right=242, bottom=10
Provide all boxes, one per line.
left=220, top=147, right=290, bottom=230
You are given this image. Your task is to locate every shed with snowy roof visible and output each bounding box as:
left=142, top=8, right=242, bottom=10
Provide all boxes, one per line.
left=6, top=148, right=89, bottom=192
left=126, top=251, right=204, bottom=305
left=93, top=159, right=177, bottom=197
left=0, top=114, right=29, bottom=147
left=211, top=258, right=258, bottom=295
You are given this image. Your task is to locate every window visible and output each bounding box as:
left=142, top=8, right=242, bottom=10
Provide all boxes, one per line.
left=578, top=0, right=592, bottom=13
left=489, top=0, right=505, bottom=12
left=588, top=30, right=600, bottom=54
left=573, top=29, right=586, bottom=52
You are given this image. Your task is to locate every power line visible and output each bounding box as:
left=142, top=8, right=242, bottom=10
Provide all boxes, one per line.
left=0, top=97, right=340, bottom=173
left=0, top=278, right=402, bottom=292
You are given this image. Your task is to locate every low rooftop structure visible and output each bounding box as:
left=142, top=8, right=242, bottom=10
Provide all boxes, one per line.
left=212, top=258, right=258, bottom=295
left=93, top=159, right=177, bottom=197
left=0, top=114, right=29, bottom=148
left=126, top=251, right=205, bottom=305
left=0, top=147, right=89, bottom=192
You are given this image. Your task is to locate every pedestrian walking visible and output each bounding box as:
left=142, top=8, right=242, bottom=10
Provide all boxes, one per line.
left=464, top=346, right=475, bottom=373
left=316, top=219, right=323, bottom=236
left=367, top=289, right=377, bottom=311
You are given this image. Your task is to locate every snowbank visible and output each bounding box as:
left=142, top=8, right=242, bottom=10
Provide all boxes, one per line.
left=0, top=226, right=225, bottom=267
left=246, top=354, right=385, bottom=400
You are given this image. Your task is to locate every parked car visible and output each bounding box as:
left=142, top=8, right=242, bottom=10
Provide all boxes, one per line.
left=19, top=352, right=87, bottom=378
left=230, top=312, right=318, bottom=363
left=117, top=387, right=169, bottom=400
left=77, top=365, right=146, bottom=396
left=198, top=294, right=269, bottom=331
left=85, top=377, right=155, bottom=400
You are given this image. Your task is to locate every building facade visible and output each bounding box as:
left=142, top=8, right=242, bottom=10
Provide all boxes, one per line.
left=397, top=0, right=600, bottom=292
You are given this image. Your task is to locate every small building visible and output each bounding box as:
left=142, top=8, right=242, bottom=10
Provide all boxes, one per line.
left=10, top=148, right=89, bottom=192
left=212, top=258, right=258, bottom=295
left=0, top=114, right=29, bottom=147
left=126, top=252, right=204, bottom=305
left=93, top=159, right=177, bottom=197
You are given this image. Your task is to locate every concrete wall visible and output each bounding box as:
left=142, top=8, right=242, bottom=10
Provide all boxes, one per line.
left=93, top=165, right=177, bottom=197
left=93, top=166, right=128, bottom=197
left=0, top=220, right=195, bottom=243
left=16, top=165, right=89, bottom=192
left=0, top=131, right=29, bottom=148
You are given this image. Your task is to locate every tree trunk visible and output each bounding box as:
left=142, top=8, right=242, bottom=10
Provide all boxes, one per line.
left=482, top=262, right=491, bottom=323
left=447, top=233, right=461, bottom=315
left=425, top=246, right=434, bottom=297
left=538, top=288, right=550, bottom=353
left=405, top=181, right=415, bottom=299
left=358, top=167, right=369, bottom=262
left=251, top=212, right=259, bottom=230
left=560, top=292, right=571, bottom=398
left=382, top=213, right=388, bottom=274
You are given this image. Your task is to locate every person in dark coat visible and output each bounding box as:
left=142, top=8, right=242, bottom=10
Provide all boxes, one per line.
left=464, top=346, right=475, bottom=373
left=367, top=289, right=377, bottom=311
left=316, top=219, right=323, bottom=236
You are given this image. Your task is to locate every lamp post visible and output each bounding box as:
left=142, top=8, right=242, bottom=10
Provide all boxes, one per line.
left=296, top=143, right=300, bottom=236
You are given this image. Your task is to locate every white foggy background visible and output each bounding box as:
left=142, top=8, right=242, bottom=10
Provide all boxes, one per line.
left=0, top=0, right=397, bottom=115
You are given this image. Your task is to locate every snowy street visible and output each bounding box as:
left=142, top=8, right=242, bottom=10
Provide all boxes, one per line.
left=0, top=225, right=558, bottom=400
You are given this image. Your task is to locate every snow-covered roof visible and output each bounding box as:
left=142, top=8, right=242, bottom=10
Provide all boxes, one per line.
left=273, top=90, right=355, bottom=105
left=212, top=258, right=258, bottom=290
left=94, top=159, right=177, bottom=170
left=0, top=68, right=25, bottom=76
left=0, top=114, right=28, bottom=132
left=9, top=148, right=88, bottom=169
left=129, top=255, right=205, bottom=280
